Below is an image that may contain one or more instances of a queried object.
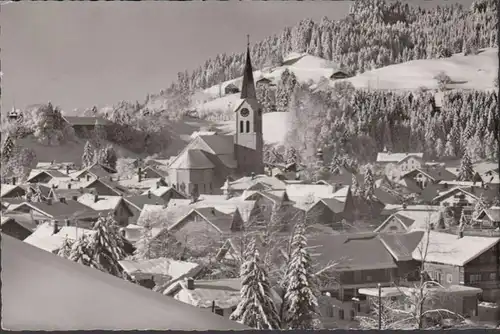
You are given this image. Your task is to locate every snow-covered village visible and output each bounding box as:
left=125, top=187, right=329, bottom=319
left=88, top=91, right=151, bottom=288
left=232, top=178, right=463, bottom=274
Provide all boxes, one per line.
left=1, top=0, right=499, bottom=330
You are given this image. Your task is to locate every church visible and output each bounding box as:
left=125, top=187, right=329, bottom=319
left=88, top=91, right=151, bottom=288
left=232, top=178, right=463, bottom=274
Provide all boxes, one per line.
left=167, top=41, right=264, bottom=195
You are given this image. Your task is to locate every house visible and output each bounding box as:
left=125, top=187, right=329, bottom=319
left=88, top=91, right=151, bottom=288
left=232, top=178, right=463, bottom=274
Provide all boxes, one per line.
left=376, top=152, right=424, bottom=173
left=70, top=162, right=117, bottom=182
left=118, top=257, right=202, bottom=290
left=77, top=193, right=134, bottom=226
left=79, top=178, right=129, bottom=196
left=1, top=184, right=27, bottom=199
left=166, top=277, right=281, bottom=319
left=475, top=207, right=500, bottom=229
left=142, top=186, right=187, bottom=204
left=222, top=174, right=287, bottom=197
left=62, top=115, right=111, bottom=137
left=47, top=186, right=93, bottom=202
left=224, top=83, right=240, bottom=95
left=473, top=161, right=499, bottom=184
left=26, top=169, right=71, bottom=184
left=374, top=208, right=442, bottom=234
left=330, top=70, right=350, bottom=80
left=170, top=207, right=244, bottom=236
left=167, top=43, right=264, bottom=196
left=0, top=213, right=36, bottom=240
left=256, top=77, right=273, bottom=86
left=412, top=231, right=500, bottom=303
left=123, top=193, right=167, bottom=223
left=117, top=175, right=168, bottom=192
left=432, top=185, right=500, bottom=208
left=8, top=199, right=100, bottom=229
left=401, top=166, right=456, bottom=190
left=358, top=285, right=482, bottom=322
left=2, top=234, right=249, bottom=330
left=305, top=197, right=346, bottom=229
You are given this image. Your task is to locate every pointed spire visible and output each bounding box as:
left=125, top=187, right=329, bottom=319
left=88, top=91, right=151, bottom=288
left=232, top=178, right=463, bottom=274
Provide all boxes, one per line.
left=240, top=35, right=256, bottom=99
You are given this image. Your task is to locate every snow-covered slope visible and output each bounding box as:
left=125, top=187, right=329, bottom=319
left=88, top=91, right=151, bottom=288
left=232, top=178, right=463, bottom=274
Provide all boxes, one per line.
left=327, top=48, right=498, bottom=91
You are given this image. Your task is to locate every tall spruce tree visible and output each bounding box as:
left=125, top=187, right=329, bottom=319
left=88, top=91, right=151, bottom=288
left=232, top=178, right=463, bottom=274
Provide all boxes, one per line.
left=230, top=238, right=281, bottom=330
left=68, top=234, right=97, bottom=268
left=92, top=214, right=128, bottom=277
left=456, top=151, right=475, bottom=181
left=283, top=223, right=320, bottom=329
left=363, top=167, right=375, bottom=200
left=57, top=237, right=74, bottom=259
left=134, top=222, right=154, bottom=260
left=1, top=135, right=15, bottom=162
left=82, top=141, right=95, bottom=168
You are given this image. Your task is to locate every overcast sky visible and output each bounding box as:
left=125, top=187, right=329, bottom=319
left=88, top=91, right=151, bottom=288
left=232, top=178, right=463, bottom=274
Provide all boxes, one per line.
left=1, top=0, right=475, bottom=112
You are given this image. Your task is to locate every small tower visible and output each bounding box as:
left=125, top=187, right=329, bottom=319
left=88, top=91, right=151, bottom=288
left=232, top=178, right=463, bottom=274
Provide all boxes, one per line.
left=234, top=35, right=264, bottom=176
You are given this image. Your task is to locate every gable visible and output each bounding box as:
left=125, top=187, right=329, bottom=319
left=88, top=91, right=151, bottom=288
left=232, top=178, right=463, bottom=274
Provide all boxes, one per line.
left=375, top=216, right=408, bottom=233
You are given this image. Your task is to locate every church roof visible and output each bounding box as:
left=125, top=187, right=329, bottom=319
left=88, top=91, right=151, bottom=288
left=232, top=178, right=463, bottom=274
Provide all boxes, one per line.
left=198, top=135, right=235, bottom=155
left=169, top=149, right=215, bottom=170
left=240, top=44, right=256, bottom=100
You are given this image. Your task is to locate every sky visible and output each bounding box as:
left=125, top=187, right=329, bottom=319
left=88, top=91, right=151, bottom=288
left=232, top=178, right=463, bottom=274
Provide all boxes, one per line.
left=1, top=0, right=475, bottom=113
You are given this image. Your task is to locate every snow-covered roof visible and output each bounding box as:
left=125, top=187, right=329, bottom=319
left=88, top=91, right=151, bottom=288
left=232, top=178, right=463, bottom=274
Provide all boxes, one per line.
left=119, top=258, right=200, bottom=281
left=77, top=193, right=122, bottom=211
left=142, top=186, right=185, bottom=199
left=26, top=169, right=70, bottom=182
left=168, top=197, right=256, bottom=223
left=190, top=131, right=217, bottom=139
left=376, top=152, right=424, bottom=163
left=1, top=184, right=21, bottom=198
left=285, top=183, right=335, bottom=198
left=412, top=231, right=500, bottom=266
left=2, top=235, right=249, bottom=330
left=169, top=149, right=216, bottom=170
left=23, top=222, right=95, bottom=253
left=226, top=174, right=287, bottom=191
left=117, top=176, right=164, bottom=190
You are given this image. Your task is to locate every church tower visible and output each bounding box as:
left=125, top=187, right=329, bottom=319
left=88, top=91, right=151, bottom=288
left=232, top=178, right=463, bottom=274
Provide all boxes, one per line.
left=234, top=36, right=264, bottom=175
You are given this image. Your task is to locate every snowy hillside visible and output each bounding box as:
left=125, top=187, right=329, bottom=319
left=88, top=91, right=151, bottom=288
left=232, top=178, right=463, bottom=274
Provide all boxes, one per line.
left=322, top=48, right=498, bottom=91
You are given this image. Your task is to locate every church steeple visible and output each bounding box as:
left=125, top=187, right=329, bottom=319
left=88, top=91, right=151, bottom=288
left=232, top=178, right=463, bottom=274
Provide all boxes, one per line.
left=240, top=35, right=256, bottom=100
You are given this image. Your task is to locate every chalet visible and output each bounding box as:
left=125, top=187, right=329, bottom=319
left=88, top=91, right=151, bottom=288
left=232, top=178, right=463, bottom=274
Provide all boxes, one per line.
left=401, top=166, right=456, bottom=190
left=1, top=184, right=27, bottom=199
left=374, top=209, right=442, bottom=234
left=473, top=162, right=499, bottom=185
left=26, top=169, right=71, bottom=184
left=241, top=189, right=297, bottom=225
left=123, top=193, right=167, bottom=223
left=165, top=277, right=281, bottom=319
left=223, top=174, right=287, bottom=197
left=142, top=186, right=187, bottom=204
left=432, top=185, right=500, bottom=208
left=2, top=235, right=249, bottom=330
left=475, top=207, right=500, bottom=229
left=330, top=70, right=350, bottom=80
left=412, top=231, right=500, bottom=304
left=71, top=163, right=117, bottom=182
left=256, top=77, right=273, bottom=86
left=47, top=186, right=93, bottom=202
left=118, top=258, right=201, bottom=291
left=77, top=193, right=134, bottom=226
left=8, top=199, right=100, bottom=228
left=305, top=197, right=346, bottom=229
left=0, top=214, right=36, bottom=240
left=376, top=152, right=424, bottom=173
left=224, top=83, right=240, bottom=95
left=79, top=178, right=129, bottom=196
left=62, top=115, right=111, bottom=137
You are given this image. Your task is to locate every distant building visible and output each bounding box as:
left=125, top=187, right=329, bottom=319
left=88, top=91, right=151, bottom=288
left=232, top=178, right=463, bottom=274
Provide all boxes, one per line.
left=330, top=70, right=350, bottom=80
left=224, top=83, right=240, bottom=95
left=377, top=151, right=424, bottom=173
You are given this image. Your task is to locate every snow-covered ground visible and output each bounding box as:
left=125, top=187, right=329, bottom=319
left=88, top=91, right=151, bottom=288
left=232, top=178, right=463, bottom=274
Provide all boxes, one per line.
left=328, top=48, right=498, bottom=91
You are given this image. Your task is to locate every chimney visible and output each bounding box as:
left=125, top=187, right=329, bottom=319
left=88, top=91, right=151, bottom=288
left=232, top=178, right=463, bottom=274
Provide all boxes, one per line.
left=11, top=177, right=16, bottom=185
left=186, top=277, right=195, bottom=290
left=251, top=172, right=256, bottom=180
left=458, top=230, right=464, bottom=239
left=79, top=187, right=84, bottom=194
left=47, top=198, right=53, bottom=205
left=52, top=184, right=56, bottom=189
left=52, top=221, right=59, bottom=234
left=316, top=148, right=324, bottom=161
left=443, top=183, right=448, bottom=189
left=147, top=190, right=151, bottom=199
left=65, top=219, right=70, bottom=227
left=138, top=167, right=142, bottom=183
left=402, top=203, right=408, bottom=210
left=59, top=197, right=66, bottom=203
left=66, top=165, right=70, bottom=175
left=72, top=195, right=78, bottom=201
left=156, top=181, right=160, bottom=189
left=94, top=194, right=99, bottom=203
left=109, top=176, right=113, bottom=182
left=86, top=175, right=91, bottom=181
left=68, top=183, right=72, bottom=189
left=119, top=228, right=126, bottom=238
left=211, top=208, right=216, bottom=215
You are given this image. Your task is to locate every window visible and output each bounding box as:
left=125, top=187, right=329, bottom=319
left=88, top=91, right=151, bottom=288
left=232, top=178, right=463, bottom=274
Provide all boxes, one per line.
left=246, top=121, right=250, bottom=133
left=338, top=309, right=345, bottom=320
left=469, top=274, right=481, bottom=283
left=436, top=272, right=442, bottom=283
left=240, top=121, right=244, bottom=133
left=459, top=267, right=465, bottom=284
left=489, top=273, right=496, bottom=281
left=214, top=308, right=224, bottom=316
left=446, top=273, right=453, bottom=283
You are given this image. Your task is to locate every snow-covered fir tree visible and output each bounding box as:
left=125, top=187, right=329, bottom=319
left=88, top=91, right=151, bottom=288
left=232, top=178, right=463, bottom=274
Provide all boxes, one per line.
left=1, top=135, right=15, bottom=162
left=57, top=237, right=74, bottom=258
left=98, top=144, right=118, bottom=170
left=82, top=141, right=95, bottom=168
left=351, top=173, right=360, bottom=196
left=230, top=238, right=281, bottom=330
left=92, top=214, right=128, bottom=277
left=472, top=195, right=486, bottom=222
left=456, top=151, right=475, bottom=181
left=283, top=223, right=320, bottom=330
left=363, top=167, right=375, bottom=200
left=134, top=222, right=154, bottom=260
left=69, top=234, right=97, bottom=267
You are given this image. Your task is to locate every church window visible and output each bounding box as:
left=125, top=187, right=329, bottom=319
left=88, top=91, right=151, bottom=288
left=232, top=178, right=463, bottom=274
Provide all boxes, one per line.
left=240, top=121, right=244, bottom=133
left=246, top=121, right=250, bottom=133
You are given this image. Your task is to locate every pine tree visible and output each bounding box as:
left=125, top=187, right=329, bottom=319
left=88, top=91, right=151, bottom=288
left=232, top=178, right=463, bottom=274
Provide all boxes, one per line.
left=68, top=234, right=97, bottom=267
left=351, top=174, right=360, bottom=196
left=363, top=167, right=375, bottom=200
left=456, top=151, right=474, bottom=181
left=57, top=237, right=74, bottom=258
left=230, top=238, right=281, bottom=330
left=283, top=223, right=320, bottom=329
left=92, top=214, right=128, bottom=277
left=134, top=223, right=154, bottom=260
left=435, top=137, right=445, bottom=158
left=98, top=144, right=118, bottom=170
left=82, top=141, right=95, bottom=168
left=1, top=135, right=15, bottom=162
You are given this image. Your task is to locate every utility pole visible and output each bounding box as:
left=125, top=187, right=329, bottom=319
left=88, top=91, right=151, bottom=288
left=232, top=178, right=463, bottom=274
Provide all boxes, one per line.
left=378, top=283, right=382, bottom=330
